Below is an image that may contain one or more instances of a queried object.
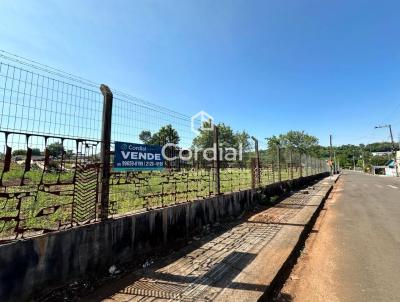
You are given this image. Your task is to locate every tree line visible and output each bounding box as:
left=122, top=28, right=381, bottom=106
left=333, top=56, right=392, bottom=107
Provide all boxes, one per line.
left=5, top=121, right=397, bottom=170
left=138, top=124, right=398, bottom=169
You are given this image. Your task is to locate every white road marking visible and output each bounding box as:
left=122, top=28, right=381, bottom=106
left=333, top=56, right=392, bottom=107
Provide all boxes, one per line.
left=386, top=185, right=398, bottom=189
left=374, top=184, right=383, bottom=188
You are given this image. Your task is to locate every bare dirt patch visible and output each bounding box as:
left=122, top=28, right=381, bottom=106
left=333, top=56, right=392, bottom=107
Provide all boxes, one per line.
left=276, top=178, right=343, bottom=302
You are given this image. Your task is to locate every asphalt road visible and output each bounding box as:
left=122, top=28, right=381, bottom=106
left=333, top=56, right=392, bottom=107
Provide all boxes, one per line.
left=280, top=171, right=400, bottom=302
left=335, top=171, right=400, bottom=301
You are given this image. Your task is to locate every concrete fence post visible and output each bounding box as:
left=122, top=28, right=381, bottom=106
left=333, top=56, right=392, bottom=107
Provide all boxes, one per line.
left=99, top=84, right=113, bottom=220
left=213, top=125, right=220, bottom=195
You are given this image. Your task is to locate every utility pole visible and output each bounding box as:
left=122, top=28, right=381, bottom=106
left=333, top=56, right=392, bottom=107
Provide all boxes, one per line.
left=329, top=135, right=333, bottom=176
left=333, top=147, right=337, bottom=173
left=375, top=124, right=399, bottom=177
left=361, top=150, right=365, bottom=172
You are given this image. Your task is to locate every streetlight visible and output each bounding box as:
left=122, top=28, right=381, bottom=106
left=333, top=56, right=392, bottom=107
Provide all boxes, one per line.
left=374, top=124, right=399, bottom=177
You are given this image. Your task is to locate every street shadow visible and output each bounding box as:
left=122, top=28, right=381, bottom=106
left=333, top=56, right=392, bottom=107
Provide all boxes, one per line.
left=81, top=251, right=263, bottom=301
left=46, top=179, right=325, bottom=302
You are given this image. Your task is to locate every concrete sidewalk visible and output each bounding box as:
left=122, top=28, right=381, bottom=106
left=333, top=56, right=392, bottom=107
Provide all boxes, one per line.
left=82, top=176, right=337, bottom=302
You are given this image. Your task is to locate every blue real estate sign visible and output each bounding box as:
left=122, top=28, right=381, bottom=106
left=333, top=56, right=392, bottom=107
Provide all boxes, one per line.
left=113, top=142, right=164, bottom=171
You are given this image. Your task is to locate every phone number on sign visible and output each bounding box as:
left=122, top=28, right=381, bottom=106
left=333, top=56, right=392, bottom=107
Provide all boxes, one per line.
left=121, top=161, right=164, bottom=167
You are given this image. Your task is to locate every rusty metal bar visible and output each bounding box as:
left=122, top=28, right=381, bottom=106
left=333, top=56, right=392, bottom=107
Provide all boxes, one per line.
left=213, top=125, right=220, bottom=195
left=99, top=84, right=113, bottom=220
left=251, top=136, right=260, bottom=186
left=299, top=153, right=303, bottom=177
left=3, top=146, right=11, bottom=173
left=289, top=149, right=293, bottom=180
left=277, top=144, right=281, bottom=182
left=251, top=157, right=256, bottom=189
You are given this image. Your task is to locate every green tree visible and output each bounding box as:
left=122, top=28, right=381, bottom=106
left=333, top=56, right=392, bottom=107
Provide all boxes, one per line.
left=139, top=124, right=180, bottom=145
left=47, top=142, right=64, bottom=157
left=369, top=155, right=390, bottom=166
left=366, top=142, right=398, bottom=152
left=192, top=121, right=250, bottom=151
left=280, top=130, right=319, bottom=153
left=152, top=124, right=180, bottom=145
left=12, top=148, right=41, bottom=156
left=32, top=148, right=41, bottom=156
left=235, top=131, right=251, bottom=151
left=265, top=130, right=319, bottom=160
left=12, top=149, right=27, bottom=156
left=266, top=135, right=281, bottom=149
left=139, top=130, right=153, bottom=144
left=65, top=150, right=74, bottom=159
left=192, top=120, right=213, bottom=149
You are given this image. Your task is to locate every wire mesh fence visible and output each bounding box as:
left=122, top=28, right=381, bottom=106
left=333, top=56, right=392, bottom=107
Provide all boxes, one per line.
left=0, top=51, right=329, bottom=242
left=108, top=159, right=215, bottom=216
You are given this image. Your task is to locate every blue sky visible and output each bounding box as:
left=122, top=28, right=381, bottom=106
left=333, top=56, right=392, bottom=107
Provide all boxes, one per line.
left=1, top=0, right=400, bottom=146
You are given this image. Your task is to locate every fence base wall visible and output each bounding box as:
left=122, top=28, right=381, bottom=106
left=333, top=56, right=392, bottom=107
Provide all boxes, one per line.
left=0, top=172, right=328, bottom=302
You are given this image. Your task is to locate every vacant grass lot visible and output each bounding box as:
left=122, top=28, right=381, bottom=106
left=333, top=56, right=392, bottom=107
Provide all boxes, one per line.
left=0, top=163, right=322, bottom=239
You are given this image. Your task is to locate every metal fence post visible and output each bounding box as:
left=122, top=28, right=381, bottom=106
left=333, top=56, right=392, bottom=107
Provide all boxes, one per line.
left=313, top=157, right=316, bottom=174
left=305, top=154, right=309, bottom=176
left=99, top=84, right=113, bottom=220
left=289, top=149, right=293, bottom=180
left=277, top=144, right=281, bottom=182
left=272, top=161, right=275, bottom=183
left=299, top=153, right=303, bottom=177
left=213, top=125, right=220, bottom=195
left=251, top=157, right=256, bottom=189
left=251, top=137, right=260, bottom=186
left=311, top=157, right=314, bottom=175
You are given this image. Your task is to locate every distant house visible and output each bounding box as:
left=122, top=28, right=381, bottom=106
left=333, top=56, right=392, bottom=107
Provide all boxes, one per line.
left=31, top=155, right=45, bottom=161
left=13, top=155, right=45, bottom=162
left=12, top=155, right=24, bottom=162
left=371, top=151, right=392, bottom=157
left=372, top=159, right=398, bottom=176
